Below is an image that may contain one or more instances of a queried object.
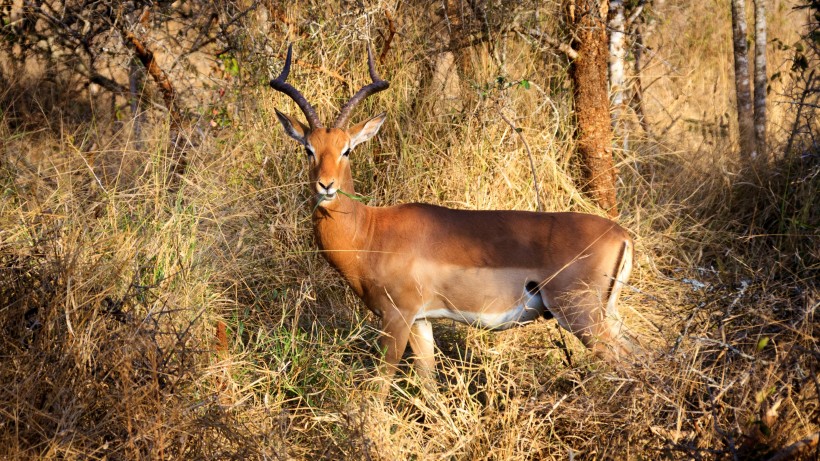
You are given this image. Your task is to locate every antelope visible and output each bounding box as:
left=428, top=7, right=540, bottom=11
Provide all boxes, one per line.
left=270, top=44, right=634, bottom=392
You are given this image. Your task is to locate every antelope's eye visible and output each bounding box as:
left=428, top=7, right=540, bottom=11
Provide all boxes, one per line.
left=342, top=148, right=351, bottom=157
left=304, top=146, right=314, bottom=157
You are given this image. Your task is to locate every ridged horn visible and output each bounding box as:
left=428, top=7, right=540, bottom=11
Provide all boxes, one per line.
left=269, top=44, right=323, bottom=129
left=333, top=43, right=389, bottom=128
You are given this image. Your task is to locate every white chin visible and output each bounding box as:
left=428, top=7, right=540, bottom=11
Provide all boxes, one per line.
left=317, top=193, right=336, bottom=204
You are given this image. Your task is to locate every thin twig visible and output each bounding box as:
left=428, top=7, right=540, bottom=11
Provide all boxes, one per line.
left=693, top=337, right=760, bottom=362
left=513, top=27, right=578, bottom=60
left=497, top=106, right=542, bottom=212
left=171, top=1, right=261, bottom=70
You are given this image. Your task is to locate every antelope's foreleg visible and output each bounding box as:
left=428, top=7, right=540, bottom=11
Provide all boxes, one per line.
left=376, top=307, right=413, bottom=397
left=408, top=319, right=436, bottom=390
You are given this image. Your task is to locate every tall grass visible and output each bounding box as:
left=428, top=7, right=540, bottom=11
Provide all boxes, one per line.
left=1, top=1, right=817, bottom=459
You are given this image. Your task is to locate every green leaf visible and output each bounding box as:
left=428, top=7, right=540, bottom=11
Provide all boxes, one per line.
left=520, top=79, right=531, bottom=90
left=219, top=53, right=240, bottom=76
left=337, top=189, right=371, bottom=202
left=756, top=337, right=770, bottom=351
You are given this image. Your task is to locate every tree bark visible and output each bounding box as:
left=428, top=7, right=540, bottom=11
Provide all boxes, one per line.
left=731, top=0, right=758, bottom=160
left=569, top=0, right=619, bottom=217
left=753, top=0, right=767, bottom=158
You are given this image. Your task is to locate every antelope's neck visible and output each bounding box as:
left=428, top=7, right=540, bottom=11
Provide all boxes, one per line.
left=312, top=195, right=373, bottom=296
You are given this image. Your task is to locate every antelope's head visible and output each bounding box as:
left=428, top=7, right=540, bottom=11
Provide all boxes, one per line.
left=271, top=44, right=388, bottom=207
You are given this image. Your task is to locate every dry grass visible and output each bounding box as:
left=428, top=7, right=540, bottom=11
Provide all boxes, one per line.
left=1, top=1, right=818, bottom=459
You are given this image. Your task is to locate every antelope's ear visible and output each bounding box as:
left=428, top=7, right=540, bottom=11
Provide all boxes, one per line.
left=348, top=112, right=386, bottom=150
left=275, top=109, right=310, bottom=144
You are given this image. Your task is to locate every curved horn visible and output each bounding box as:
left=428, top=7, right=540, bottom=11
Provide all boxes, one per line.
left=333, top=43, right=390, bottom=128
left=270, top=44, right=323, bottom=129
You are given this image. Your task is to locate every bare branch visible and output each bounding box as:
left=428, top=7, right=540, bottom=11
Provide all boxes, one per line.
left=378, top=10, right=396, bottom=64
left=514, top=28, right=578, bottom=60
left=89, top=74, right=127, bottom=95
left=122, top=30, right=181, bottom=128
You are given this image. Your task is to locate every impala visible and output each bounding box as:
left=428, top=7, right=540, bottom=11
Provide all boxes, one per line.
left=270, top=44, right=634, bottom=390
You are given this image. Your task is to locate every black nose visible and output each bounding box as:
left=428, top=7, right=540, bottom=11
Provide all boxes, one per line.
left=318, top=180, right=334, bottom=190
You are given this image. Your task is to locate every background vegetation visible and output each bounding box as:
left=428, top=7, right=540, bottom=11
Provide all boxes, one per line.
left=1, top=0, right=817, bottom=459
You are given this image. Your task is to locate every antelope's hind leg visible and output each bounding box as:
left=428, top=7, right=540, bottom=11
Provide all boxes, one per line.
left=545, top=288, right=631, bottom=361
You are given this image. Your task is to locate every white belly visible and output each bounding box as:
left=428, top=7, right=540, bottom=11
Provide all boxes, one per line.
left=394, top=261, right=552, bottom=329
left=415, top=280, right=547, bottom=330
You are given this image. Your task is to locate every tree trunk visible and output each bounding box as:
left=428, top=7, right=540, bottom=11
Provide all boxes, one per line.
left=630, top=16, right=652, bottom=136
left=629, top=0, right=659, bottom=137
left=608, top=0, right=627, bottom=124
left=753, top=0, right=767, bottom=158
left=569, top=0, right=619, bottom=217
left=731, top=0, right=757, bottom=160
left=428, top=0, right=464, bottom=116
